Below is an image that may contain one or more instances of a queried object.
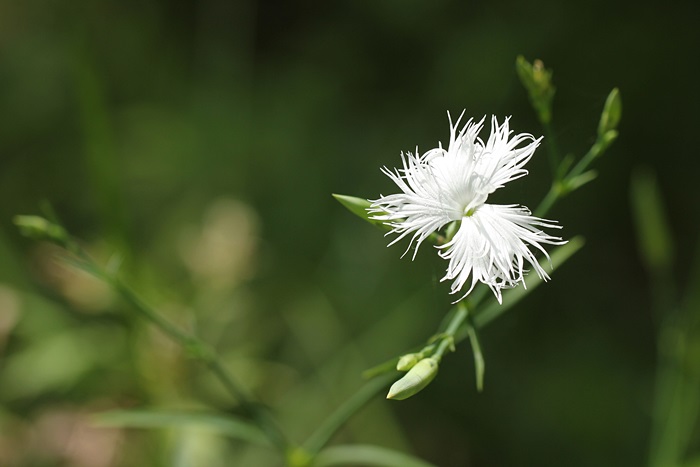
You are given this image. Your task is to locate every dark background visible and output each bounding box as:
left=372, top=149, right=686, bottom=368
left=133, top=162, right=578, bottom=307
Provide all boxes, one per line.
left=1, top=1, right=699, bottom=465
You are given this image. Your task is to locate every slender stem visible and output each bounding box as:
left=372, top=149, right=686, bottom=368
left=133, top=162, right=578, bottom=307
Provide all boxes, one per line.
left=465, top=282, right=490, bottom=310
left=470, top=237, right=584, bottom=330
left=304, top=304, right=469, bottom=459
left=647, top=264, right=694, bottom=466
left=303, top=373, right=397, bottom=456
left=568, top=141, right=602, bottom=180
left=542, top=120, right=560, bottom=177
left=533, top=183, right=560, bottom=218
left=112, top=280, right=193, bottom=345
left=321, top=304, right=467, bottom=456
left=534, top=135, right=613, bottom=219
left=649, top=314, right=686, bottom=467
left=362, top=357, right=401, bottom=380
left=465, top=318, right=485, bottom=392
left=72, top=247, right=291, bottom=453
left=433, top=303, right=468, bottom=360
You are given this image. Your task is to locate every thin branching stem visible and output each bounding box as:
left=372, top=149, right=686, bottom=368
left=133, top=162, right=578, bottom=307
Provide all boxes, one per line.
left=433, top=303, right=468, bottom=361
left=303, top=373, right=397, bottom=457
left=542, top=120, right=561, bottom=177
left=534, top=184, right=560, bottom=218
left=67, top=242, right=292, bottom=454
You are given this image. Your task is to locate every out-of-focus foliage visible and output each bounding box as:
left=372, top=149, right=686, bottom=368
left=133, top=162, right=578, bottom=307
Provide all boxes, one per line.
left=1, top=0, right=699, bottom=466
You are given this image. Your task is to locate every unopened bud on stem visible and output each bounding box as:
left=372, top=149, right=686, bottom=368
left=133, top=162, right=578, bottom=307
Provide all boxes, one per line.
left=14, top=215, right=68, bottom=244
left=387, top=358, right=439, bottom=400
left=396, top=353, right=422, bottom=372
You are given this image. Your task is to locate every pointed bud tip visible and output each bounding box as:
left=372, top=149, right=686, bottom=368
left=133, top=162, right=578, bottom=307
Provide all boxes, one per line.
left=598, top=88, right=622, bottom=136
left=333, top=193, right=391, bottom=231
left=386, top=358, right=439, bottom=401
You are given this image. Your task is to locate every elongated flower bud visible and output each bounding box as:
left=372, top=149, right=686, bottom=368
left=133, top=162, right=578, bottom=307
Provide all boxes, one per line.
left=597, top=88, right=621, bottom=138
left=396, top=353, right=421, bottom=372
left=14, top=215, right=67, bottom=243
left=387, top=358, right=439, bottom=400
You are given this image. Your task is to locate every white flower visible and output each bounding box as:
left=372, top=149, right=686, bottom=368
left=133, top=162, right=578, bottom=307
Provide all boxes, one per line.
left=370, top=112, right=565, bottom=303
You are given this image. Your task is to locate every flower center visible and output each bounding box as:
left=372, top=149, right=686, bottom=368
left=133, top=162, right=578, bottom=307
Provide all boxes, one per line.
left=464, top=206, right=478, bottom=217
left=461, top=191, right=487, bottom=217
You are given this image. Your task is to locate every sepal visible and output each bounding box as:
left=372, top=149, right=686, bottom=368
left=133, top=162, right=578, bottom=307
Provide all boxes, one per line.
left=332, top=194, right=389, bottom=230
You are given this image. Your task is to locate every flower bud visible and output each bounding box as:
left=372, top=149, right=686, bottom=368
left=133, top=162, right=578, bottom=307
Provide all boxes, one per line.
left=396, top=353, right=421, bottom=372
left=516, top=56, right=555, bottom=123
left=13, top=215, right=67, bottom=243
left=597, top=88, right=622, bottom=138
left=387, top=358, right=438, bottom=400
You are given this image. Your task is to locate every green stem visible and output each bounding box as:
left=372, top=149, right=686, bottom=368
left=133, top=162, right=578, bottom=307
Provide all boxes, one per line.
left=534, top=135, right=614, bottom=220
left=648, top=261, right=696, bottom=467
left=567, top=131, right=616, bottom=181
left=542, top=120, right=560, bottom=177
left=303, top=373, right=397, bottom=457
left=362, top=357, right=402, bottom=380
left=73, top=246, right=291, bottom=453
left=465, top=319, right=485, bottom=392
left=568, top=142, right=601, bottom=180
left=649, top=315, right=686, bottom=467
left=362, top=230, right=583, bottom=383
left=433, top=303, right=468, bottom=361
left=533, top=183, right=560, bottom=218
left=303, top=304, right=468, bottom=459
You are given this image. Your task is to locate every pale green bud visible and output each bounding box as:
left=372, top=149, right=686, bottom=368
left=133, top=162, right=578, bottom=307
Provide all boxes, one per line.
left=387, top=358, right=438, bottom=400
left=597, top=88, right=622, bottom=138
left=396, top=353, right=421, bottom=372
left=516, top=56, right=555, bottom=124
left=13, top=215, right=67, bottom=243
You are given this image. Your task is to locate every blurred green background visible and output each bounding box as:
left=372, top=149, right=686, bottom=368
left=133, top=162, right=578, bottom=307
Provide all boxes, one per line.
left=1, top=0, right=700, bottom=466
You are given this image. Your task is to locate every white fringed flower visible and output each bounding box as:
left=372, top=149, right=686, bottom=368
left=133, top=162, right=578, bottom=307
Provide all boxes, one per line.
left=370, top=112, right=565, bottom=303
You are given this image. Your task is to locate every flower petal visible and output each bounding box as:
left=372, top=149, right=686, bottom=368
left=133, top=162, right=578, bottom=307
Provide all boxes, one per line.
left=438, top=204, right=566, bottom=303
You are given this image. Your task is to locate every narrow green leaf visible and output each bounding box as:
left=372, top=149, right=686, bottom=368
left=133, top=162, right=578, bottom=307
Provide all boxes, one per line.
left=332, top=194, right=388, bottom=230
left=566, top=170, right=598, bottom=192
left=630, top=168, right=675, bottom=272
left=315, top=444, right=438, bottom=467
left=93, top=410, right=270, bottom=446
left=556, top=153, right=576, bottom=180
left=466, top=323, right=485, bottom=392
